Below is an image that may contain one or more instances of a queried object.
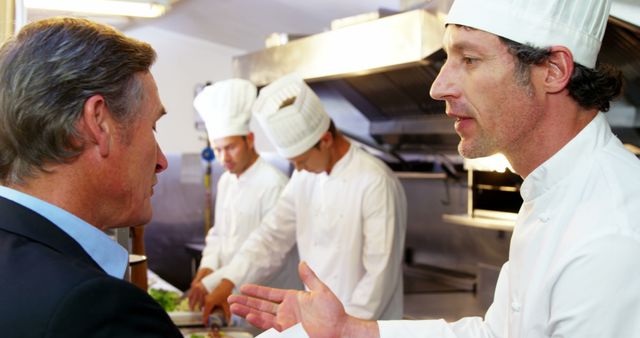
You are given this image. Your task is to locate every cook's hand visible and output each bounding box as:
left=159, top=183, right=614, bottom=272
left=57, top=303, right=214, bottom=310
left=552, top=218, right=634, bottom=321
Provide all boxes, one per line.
left=188, top=268, right=213, bottom=310
left=229, top=262, right=361, bottom=337
left=202, top=278, right=234, bottom=325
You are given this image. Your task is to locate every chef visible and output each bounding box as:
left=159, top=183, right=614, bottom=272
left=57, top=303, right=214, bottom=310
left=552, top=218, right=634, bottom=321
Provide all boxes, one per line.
left=226, top=0, right=640, bottom=337
left=201, top=74, right=407, bottom=323
left=188, top=79, right=301, bottom=316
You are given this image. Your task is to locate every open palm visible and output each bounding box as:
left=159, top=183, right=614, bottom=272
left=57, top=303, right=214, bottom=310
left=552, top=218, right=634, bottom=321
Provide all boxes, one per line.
left=229, top=262, right=348, bottom=338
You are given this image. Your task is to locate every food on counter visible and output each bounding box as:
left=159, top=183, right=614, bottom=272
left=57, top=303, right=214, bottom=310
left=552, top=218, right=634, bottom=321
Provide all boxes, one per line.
left=175, top=297, right=190, bottom=311
left=211, top=327, right=225, bottom=338
left=188, top=331, right=225, bottom=338
left=182, top=328, right=254, bottom=338
left=148, top=289, right=181, bottom=312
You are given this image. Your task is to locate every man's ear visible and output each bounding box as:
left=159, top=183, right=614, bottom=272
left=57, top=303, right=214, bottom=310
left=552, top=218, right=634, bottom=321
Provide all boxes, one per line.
left=543, top=46, right=574, bottom=94
left=319, top=131, right=333, bottom=150
left=246, top=132, right=255, bottom=149
left=80, top=95, right=112, bottom=157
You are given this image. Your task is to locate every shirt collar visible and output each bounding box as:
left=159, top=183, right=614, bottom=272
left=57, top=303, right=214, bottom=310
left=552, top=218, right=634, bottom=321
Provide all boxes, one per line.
left=232, top=156, right=263, bottom=183
left=520, top=113, right=612, bottom=202
left=0, top=186, right=128, bottom=278
left=328, top=141, right=354, bottom=178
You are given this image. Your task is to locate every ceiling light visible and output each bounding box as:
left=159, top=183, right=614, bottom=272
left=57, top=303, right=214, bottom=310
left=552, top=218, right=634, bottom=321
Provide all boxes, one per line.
left=24, top=0, right=169, bottom=18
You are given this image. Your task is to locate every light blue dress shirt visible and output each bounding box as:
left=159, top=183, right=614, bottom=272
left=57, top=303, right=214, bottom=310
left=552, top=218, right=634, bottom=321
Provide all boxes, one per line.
left=0, top=186, right=128, bottom=278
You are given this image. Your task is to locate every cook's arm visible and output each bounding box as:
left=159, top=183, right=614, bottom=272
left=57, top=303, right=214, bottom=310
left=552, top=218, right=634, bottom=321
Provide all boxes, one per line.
left=344, top=175, right=406, bottom=319
left=199, top=178, right=226, bottom=272
left=201, top=176, right=298, bottom=292
left=189, top=179, right=225, bottom=310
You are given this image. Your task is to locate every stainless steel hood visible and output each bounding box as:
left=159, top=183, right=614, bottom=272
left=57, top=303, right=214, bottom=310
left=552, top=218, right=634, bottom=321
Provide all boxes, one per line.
left=234, top=9, right=457, bottom=161
left=233, top=8, right=640, bottom=163
left=233, top=9, right=446, bottom=85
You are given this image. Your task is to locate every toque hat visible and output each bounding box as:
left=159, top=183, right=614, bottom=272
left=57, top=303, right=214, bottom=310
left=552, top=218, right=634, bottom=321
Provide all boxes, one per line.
left=252, top=74, right=331, bottom=158
left=193, top=78, right=257, bottom=140
left=446, top=0, right=612, bottom=68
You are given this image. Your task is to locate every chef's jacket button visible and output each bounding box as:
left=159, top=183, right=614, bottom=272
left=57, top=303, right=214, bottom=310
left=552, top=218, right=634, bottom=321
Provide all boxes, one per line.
left=511, top=301, right=521, bottom=312
left=538, top=214, right=550, bottom=223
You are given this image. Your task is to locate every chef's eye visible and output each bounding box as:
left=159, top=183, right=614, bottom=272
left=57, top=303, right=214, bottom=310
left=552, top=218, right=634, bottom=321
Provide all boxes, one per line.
left=463, top=56, right=478, bottom=65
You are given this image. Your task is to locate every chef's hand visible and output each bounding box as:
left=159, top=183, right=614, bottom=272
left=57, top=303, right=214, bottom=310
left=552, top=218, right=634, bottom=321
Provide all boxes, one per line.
left=202, top=278, right=234, bottom=325
left=188, top=268, right=213, bottom=311
left=229, top=262, right=378, bottom=337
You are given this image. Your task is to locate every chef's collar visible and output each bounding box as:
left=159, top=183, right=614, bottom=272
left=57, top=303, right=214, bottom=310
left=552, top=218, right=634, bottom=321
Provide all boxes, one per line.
left=328, top=141, right=354, bottom=178
left=232, top=155, right=263, bottom=183
left=520, top=113, right=612, bottom=202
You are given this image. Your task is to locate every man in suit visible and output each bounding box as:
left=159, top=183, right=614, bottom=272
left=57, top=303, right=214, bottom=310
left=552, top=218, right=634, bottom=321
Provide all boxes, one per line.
left=0, top=17, right=182, bottom=337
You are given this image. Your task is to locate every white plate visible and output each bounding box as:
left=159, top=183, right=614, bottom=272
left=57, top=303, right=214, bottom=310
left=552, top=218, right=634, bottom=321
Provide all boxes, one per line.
left=169, top=311, right=227, bottom=327
left=169, top=311, right=203, bottom=326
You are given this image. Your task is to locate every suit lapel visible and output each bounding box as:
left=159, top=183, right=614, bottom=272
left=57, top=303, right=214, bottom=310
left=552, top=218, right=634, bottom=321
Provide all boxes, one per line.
left=0, top=196, right=103, bottom=272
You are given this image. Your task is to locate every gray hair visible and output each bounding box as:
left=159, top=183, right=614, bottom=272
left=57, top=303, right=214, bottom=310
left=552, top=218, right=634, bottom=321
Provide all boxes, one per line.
left=0, top=17, right=156, bottom=184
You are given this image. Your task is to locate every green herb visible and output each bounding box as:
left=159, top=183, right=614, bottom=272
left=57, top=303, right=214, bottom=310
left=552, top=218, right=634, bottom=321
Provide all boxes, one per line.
left=175, top=296, right=190, bottom=311
left=148, top=289, right=181, bottom=312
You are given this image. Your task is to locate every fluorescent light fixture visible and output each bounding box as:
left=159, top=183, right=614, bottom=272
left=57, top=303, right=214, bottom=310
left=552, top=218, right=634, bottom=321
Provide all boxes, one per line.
left=24, top=0, right=168, bottom=18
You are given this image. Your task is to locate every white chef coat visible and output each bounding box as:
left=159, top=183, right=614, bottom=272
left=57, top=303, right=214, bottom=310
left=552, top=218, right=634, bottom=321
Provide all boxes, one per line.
left=379, top=113, right=640, bottom=337
left=201, top=156, right=301, bottom=291
left=209, top=143, right=407, bottom=320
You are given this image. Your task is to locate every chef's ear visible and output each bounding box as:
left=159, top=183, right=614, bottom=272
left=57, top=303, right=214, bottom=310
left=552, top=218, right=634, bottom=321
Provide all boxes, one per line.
left=245, top=132, right=255, bottom=149
left=543, top=46, right=574, bottom=94
left=79, top=94, right=112, bottom=157
left=318, top=131, right=333, bottom=150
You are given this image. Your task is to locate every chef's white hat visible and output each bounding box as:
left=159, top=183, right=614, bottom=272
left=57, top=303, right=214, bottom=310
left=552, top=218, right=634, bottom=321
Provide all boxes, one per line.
left=446, top=0, right=612, bottom=68
left=193, top=78, right=257, bottom=140
left=253, top=73, right=330, bottom=159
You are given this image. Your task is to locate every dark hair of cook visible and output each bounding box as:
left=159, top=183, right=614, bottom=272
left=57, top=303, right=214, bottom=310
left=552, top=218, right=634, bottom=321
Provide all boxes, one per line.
left=499, top=36, right=623, bottom=113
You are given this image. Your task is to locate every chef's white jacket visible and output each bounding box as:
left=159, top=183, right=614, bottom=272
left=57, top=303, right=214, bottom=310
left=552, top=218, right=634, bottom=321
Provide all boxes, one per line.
left=379, top=113, right=640, bottom=337
left=208, top=143, right=407, bottom=320
left=200, top=157, right=301, bottom=291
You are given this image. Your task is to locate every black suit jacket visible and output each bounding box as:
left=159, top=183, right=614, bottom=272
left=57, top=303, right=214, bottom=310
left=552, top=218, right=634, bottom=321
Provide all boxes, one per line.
left=0, top=196, right=182, bottom=337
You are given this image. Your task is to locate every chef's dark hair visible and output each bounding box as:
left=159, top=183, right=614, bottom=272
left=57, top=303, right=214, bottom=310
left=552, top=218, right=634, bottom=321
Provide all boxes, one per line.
left=0, top=17, right=156, bottom=184
left=313, top=120, right=337, bottom=149
left=499, top=37, right=623, bottom=113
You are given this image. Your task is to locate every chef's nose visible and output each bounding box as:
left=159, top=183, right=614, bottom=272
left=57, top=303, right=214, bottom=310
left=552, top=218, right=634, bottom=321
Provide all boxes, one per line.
left=429, top=59, right=458, bottom=101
